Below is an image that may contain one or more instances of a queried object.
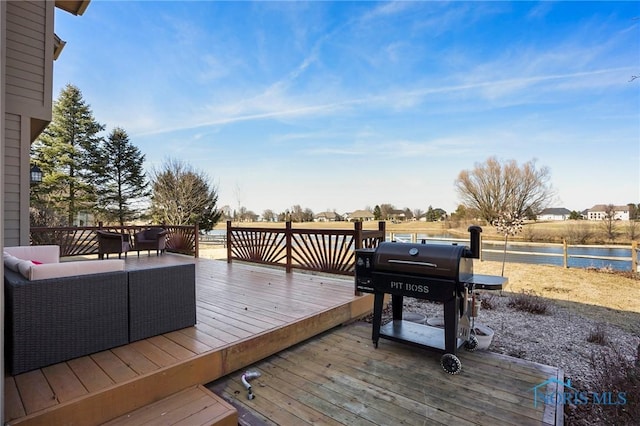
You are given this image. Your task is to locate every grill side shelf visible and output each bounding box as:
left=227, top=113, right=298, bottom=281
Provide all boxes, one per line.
left=469, top=274, right=507, bottom=291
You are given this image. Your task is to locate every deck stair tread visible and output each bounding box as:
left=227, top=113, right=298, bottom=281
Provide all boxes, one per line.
left=102, top=385, right=237, bottom=426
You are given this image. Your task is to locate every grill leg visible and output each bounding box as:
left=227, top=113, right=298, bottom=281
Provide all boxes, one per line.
left=391, top=295, right=403, bottom=321
left=443, top=297, right=459, bottom=355
left=372, top=293, right=385, bottom=348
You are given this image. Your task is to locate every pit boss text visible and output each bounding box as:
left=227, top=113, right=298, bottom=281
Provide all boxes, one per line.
left=390, top=281, right=429, bottom=294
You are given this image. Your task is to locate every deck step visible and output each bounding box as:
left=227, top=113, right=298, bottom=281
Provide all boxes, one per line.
left=103, top=385, right=237, bottom=426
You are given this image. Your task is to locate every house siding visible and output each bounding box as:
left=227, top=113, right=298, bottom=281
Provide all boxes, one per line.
left=587, top=205, right=630, bottom=221
left=4, top=1, right=53, bottom=129
left=2, top=1, right=53, bottom=246
left=3, top=113, right=22, bottom=245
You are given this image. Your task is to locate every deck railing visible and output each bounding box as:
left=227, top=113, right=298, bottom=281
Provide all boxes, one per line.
left=29, top=223, right=199, bottom=257
left=226, top=220, right=386, bottom=275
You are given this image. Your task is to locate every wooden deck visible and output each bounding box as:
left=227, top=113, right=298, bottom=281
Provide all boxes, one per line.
left=4, top=255, right=373, bottom=425
left=210, top=322, right=563, bottom=425
left=4, top=255, right=562, bottom=425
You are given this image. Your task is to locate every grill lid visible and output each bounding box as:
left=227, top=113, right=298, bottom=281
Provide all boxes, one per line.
left=373, top=242, right=472, bottom=281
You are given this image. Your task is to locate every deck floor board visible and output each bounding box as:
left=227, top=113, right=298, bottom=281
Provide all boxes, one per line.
left=66, top=356, right=115, bottom=393
left=210, top=322, right=560, bottom=426
left=41, top=363, right=87, bottom=403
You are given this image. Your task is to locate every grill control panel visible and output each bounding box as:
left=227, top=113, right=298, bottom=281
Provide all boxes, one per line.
left=355, top=249, right=375, bottom=293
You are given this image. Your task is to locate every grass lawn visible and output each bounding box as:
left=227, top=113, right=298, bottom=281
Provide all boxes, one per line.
left=473, top=260, right=639, bottom=334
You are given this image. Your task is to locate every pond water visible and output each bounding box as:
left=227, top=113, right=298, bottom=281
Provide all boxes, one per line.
left=389, top=233, right=633, bottom=271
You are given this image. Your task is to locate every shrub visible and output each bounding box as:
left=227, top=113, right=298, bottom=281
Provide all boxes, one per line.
left=584, top=345, right=640, bottom=425
left=586, top=324, right=609, bottom=346
left=566, top=223, right=593, bottom=244
left=520, top=225, right=536, bottom=242
left=478, top=292, right=497, bottom=310
left=507, top=290, right=549, bottom=314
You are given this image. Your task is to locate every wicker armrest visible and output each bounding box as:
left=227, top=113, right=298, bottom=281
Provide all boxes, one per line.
left=127, top=264, right=196, bottom=341
left=4, top=268, right=129, bottom=375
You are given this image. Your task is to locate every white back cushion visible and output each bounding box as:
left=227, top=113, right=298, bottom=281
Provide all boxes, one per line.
left=4, top=245, right=60, bottom=264
left=28, top=259, right=125, bottom=281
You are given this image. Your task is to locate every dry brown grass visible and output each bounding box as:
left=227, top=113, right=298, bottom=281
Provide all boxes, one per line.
left=474, top=260, right=640, bottom=333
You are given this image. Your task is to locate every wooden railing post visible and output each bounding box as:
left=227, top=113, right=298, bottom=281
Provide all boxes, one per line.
left=379, top=221, right=386, bottom=242
left=193, top=224, right=199, bottom=258
left=563, top=239, right=568, bottom=268
left=632, top=241, right=638, bottom=273
left=286, top=221, right=292, bottom=273
left=354, top=221, right=363, bottom=249
left=226, top=220, right=232, bottom=263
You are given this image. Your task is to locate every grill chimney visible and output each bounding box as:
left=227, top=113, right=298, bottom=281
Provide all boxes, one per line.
left=467, top=226, right=482, bottom=259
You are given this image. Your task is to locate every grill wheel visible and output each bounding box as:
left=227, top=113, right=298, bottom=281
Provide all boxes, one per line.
left=441, top=353, right=462, bottom=374
left=464, top=335, right=479, bottom=352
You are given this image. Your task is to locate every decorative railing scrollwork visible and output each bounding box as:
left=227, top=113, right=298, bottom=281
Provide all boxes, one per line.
left=227, top=221, right=386, bottom=276
left=30, top=224, right=198, bottom=257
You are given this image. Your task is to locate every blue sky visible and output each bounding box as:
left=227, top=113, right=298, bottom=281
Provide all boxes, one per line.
left=54, top=1, right=640, bottom=215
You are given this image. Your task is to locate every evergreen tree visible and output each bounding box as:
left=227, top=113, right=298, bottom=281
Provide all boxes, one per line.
left=31, top=84, right=104, bottom=225
left=150, top=159, right=222, bottom=232
left=426, top=205, right=436, bottom=221
left=96, top=128, right=150, bottom=226
left=373, top=205, right=382, bottom=220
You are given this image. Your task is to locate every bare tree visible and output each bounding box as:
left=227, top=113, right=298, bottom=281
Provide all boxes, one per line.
left=454, top=156, right=554, bottom=223
left=290, top=205, right=305, bottom=222
left=262, top=209, right=276, bottom=222
left=625, top=220, right=638, bottom=241
left=413, top=208, right=424, bottom=220
left=233, top=182, right=243, bottom=223
left=149, top=158, right=221, bottom=231
left=379, top=204, right=395, bottom=220
left=600, top=204, right=618, bottom=241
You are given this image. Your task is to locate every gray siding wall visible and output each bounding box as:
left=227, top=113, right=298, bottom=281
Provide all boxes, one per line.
left=5, top=1, right=46, bottom=107
left=2, top=1, right=53, bottom=246
left=3, top=113, right=22, bottom=246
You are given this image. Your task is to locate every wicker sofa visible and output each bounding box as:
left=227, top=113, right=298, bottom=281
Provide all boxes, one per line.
left=3, top=246, right=129, bottom=375
left=3, top=246, right=197, bottom=375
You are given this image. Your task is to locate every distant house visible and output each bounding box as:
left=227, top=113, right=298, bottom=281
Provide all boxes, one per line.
left=347, top=210, right=375, bottom=221
left=314, top=211, right=342, bottom=222
left=537, top=208, right=571, bottom=221
left=587, top=204, right=630, bottom=221
left=388, top=209, right=406, bottom=222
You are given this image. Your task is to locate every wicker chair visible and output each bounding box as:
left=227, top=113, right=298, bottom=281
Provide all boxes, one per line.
left=133, top=228, right=167, bottom=256
left=97, top=230, right=131, bottom=259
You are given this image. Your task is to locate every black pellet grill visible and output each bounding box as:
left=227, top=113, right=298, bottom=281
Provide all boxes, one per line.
left=355, top=226, right=507, bottom=374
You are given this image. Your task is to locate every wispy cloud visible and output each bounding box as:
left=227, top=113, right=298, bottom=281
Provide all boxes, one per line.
left=133, top=65, right=631, bottom=138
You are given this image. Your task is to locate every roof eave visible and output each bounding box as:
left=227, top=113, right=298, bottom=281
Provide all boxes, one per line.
left=55, top=0, right=91, bottom=16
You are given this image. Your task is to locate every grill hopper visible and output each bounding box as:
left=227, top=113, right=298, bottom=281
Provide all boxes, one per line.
left=373, top=242, right=473, bottom=283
